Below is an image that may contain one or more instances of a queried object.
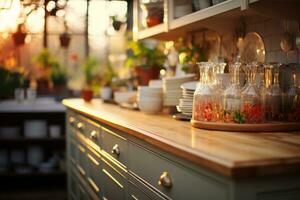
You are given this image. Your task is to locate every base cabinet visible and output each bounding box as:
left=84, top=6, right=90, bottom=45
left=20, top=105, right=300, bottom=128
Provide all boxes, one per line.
left=66, top=110, right=300, bottom=200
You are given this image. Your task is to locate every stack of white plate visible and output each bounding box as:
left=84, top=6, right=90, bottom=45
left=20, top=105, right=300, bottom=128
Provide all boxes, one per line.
left=176, top=81, right=198, bottom=117
left=138, top=86, right=162, bottom=114
left=163, top=74, right=195, bottom=106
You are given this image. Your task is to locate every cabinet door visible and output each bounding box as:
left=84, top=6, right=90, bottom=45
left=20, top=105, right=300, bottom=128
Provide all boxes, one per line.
left=102, top=160, right=126, bottom=200
left=78, top=184, right=90, bottom=200
left=69, top=170, right=79, bottom=200
left=86, top=149, right=102, bottom=197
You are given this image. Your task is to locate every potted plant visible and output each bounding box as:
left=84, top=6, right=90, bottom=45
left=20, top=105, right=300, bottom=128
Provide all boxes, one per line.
left=81, top=57, right=98, bottom=102
left=50, top=62, right=67, bottom=95
left=100, top=63, right=117, bottom=101
left=125, top=40, right=166, bottom=85
left=12, top=24, right=27, bottom=47
left=32, top=49, right=59, bottom=94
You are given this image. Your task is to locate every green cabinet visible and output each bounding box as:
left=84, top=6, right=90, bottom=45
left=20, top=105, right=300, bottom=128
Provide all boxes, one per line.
left=66, top=110, right=300, bottom=200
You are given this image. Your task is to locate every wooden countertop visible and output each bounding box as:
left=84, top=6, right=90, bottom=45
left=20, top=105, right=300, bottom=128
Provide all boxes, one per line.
left=63, top=99, right=300, bottom=178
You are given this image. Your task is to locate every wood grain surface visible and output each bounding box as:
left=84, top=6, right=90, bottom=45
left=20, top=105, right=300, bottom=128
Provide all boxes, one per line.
left=63, top=99, right=300, bottom=177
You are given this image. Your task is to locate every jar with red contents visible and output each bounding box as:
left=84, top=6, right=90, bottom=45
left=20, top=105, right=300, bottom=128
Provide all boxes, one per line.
left=241, top=62, right=264, bottom=123
left=192, top=62, right=216, bottom=122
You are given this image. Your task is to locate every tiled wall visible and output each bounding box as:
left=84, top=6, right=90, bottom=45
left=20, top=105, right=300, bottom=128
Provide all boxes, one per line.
left=245, top=17, right=299, bottom=64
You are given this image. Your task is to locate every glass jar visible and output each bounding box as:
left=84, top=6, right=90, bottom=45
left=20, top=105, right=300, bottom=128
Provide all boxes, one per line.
left=213, top=62, right=226, bottom=121
left=223, top=62, right=243, bottom=123
left=241, top=62, right=263, bottom=123
left=193, top=62, right=216, bottom=122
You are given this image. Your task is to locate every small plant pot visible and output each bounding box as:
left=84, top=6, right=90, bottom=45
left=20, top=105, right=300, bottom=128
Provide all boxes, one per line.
left=112, top=20, right=122, bottom=31
left=12, top=32, right=26, bottom=47
left=59, top=33, right=71, bottom=48
left=81, top=89, right=93, bottom=102
left=100, top=86, right=112, bottom=101
left=135, top=66, right=161, bottom=86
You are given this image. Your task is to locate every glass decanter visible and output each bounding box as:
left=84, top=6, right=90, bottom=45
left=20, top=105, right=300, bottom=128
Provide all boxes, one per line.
left=212, top=62, right=227, bottom=121
left=193, top=62, right=216, bottom=122
left=261, top=64, right=273, bottom=121
left=241, top=62, right=263, bottom=123
left=271, top=65, right=283, bottom=121
left=223, top=62, right=243, bottom=123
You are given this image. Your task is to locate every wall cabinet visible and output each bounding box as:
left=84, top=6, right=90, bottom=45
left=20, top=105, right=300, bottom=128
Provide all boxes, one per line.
left=66, top=109, right=300, bottom=200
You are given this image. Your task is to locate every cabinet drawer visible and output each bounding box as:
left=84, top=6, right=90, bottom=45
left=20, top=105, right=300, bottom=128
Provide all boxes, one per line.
left=86, top=148, right=102, bottom=196
left=128, top=181, right=152, bottom=200
left=101, top=126, right=127, bottom=168
left=86, top=121, right=101, bottom=147
left=69, top=138, right=77, bottom=165
left=102, top=158, right=127, bottom=200
left=76, top=141, right=88, bottom=177
left=128, top=141, right=228, bottom=200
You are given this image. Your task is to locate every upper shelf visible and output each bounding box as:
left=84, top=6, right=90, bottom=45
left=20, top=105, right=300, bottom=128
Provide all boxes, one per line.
left=134, top=0, right=300, bottom=41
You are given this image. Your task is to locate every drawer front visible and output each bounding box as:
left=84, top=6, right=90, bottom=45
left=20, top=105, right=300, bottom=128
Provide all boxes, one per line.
left=69, top=170, right=79, bottom=199
left=102, top=158, right=127, bottom=200
left=76, top=141, right=88, bottom=177
left=69, top=138, right=77, bottom=165
left=128, top=181, right=152, bottom=200
left=128, top=141, right=228, bottom=200
left=78, top=184, right=90, bottom=200
left=101, top=126, right=127, bottom=168
left=86, top=148, right=102, bottom=196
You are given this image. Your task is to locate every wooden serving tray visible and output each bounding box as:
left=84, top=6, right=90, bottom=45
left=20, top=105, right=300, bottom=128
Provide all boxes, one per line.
left=191, top=120, right=300, bottom=132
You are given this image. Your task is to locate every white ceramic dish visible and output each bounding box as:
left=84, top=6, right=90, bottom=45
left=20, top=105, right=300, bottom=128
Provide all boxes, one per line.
left=138, top=99, right=162, bottom=114
left=114, top=91, right=137, bottom=104
left=24, top=120, right=47, bottom=138
left=181, top=81, right=198, bottom=91
left=149, top=80, right=163, bottom=88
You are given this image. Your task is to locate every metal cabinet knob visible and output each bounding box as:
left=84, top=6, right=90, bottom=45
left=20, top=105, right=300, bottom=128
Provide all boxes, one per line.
left=158, top=172, right=172, bottom=188
left=90, top=130, right=97, bottom=140
left=69, top=117, right=75, bottom=126
left=77, top=122, right=84, bottom=131
left=111, top=144, right=120, bottom=156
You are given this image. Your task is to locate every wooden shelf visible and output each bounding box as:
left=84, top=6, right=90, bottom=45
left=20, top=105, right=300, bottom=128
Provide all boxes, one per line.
left=136, top=23, right=167, bottom=40
left=134, top=0, right=300, bottom=40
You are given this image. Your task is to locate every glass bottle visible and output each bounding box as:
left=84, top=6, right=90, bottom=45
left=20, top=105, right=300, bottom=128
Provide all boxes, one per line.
left=193, top=62, right=216, bottom=122
left=271, top=65, right=283, bottom=121
left=223, top=62, right=243, bottom=123
left=241, top=62, right=263, bottom=123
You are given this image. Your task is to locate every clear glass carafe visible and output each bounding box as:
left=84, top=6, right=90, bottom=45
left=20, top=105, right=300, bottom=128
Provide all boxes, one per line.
left=241, top=62, right=263, bottom=123
left=271, top=65, right=283, bottom=121
left=213, top=62, right=226, bottom=121
left=193, top=62, right=216, bottom=122
left=260, top=64, right=272, bottom=121
left=223, top=62, right=243, bottom=123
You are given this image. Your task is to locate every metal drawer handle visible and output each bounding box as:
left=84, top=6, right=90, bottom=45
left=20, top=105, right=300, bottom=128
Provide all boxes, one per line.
left=111, top=144, right=120, bottom=156
left=158, top=172, right=172, bottom=189
left=90, top=130, right=97, bottom=140
left=77, top=122, right=84, bottom=131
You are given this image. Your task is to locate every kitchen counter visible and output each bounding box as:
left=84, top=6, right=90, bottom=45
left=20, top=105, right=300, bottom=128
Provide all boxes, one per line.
left=63, top=99, right=300, bottom=178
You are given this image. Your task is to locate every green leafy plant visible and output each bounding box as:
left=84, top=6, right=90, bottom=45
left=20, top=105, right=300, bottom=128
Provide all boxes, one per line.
left=125, top=40, right=166, bottom=70
left=178, top=43, right=205, bottom=72
left=0, top=68, right=24, bottom=98
left=32, top=48, right=58, bottom=69
left=82, top=57, right=99, bottom=86
left=51, top=63, right=67, bottom=86
left=101, top=63, right=117, bottom=87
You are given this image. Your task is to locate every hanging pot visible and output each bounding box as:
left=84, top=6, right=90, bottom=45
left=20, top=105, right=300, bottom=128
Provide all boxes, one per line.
left=59, top=33, right=71, bottom=48
left=12, top=31, right=26, bottom=47
left=112, top=20, right=122, bottom=31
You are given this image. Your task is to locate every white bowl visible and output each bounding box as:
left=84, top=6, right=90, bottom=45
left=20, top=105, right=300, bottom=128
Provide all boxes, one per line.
left=149, top=80, right=163, bottom=88
left=138, top=99, right=162, bottom=114
left=114, top=91, right=137, bottom=104
left=24, top=120, right=47, bottom=138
